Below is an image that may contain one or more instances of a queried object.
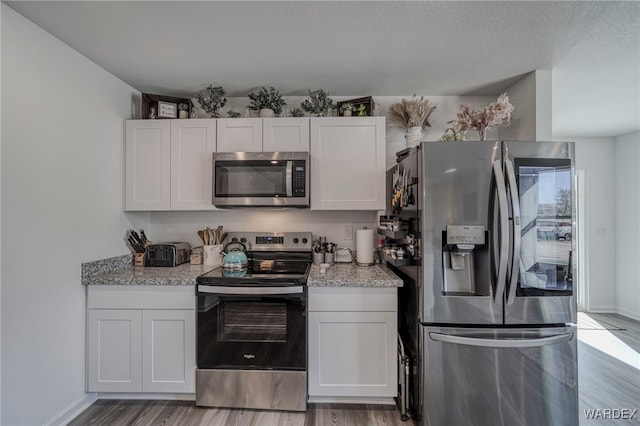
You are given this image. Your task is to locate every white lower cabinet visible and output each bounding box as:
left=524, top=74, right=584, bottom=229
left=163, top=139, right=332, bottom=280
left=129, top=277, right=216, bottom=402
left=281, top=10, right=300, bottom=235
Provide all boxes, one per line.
left=88, top=309, right=143, bottom=392
left=142, top=310, right=195, bottom=393
left=87, top=286, right=196, bottom=394
left=308, top=287, right=397, bottom=400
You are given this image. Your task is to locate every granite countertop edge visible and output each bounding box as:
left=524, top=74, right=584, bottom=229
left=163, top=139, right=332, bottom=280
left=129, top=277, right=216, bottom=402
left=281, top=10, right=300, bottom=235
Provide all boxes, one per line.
left=307, top=263, right=403, bottom=288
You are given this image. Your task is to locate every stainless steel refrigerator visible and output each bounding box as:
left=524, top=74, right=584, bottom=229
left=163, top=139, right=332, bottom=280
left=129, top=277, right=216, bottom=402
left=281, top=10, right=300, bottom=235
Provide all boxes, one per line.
left=387, top=141, right=578, bottom=426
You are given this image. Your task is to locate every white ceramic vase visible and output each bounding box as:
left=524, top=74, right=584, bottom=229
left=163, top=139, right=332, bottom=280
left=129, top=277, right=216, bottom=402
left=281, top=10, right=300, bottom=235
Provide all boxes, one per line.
left=259, top=108, right=275, bottom=118
left=405, top=126, right=424, bottom=148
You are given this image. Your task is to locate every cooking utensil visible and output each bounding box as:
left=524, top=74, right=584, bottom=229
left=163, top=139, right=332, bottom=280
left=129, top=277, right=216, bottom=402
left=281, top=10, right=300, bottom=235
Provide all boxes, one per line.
left=198, top=230, right=206, bottom=245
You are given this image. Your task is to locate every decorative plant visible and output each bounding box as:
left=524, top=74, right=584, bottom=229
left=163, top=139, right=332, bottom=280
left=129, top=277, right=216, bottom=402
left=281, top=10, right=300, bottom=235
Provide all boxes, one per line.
left=227, top=110, right=242, bottom=118
left=339, top=103, right=354, bottom=114
left=388, top=96, right=437, bottom=129
left=448, top=93, right=514, bottom=141
left=356, top=104, right=367, bottom=116
left=178, top=103, right=190, bottom=112
left=248, top=86, right=286, bottom=115
left=301, top=89, right=335, bottom=117
left=440, top=128, right=465, bottom=142
left=289, top=107, right=305, bottom=117
left=196, top=85, right=227, bottom=118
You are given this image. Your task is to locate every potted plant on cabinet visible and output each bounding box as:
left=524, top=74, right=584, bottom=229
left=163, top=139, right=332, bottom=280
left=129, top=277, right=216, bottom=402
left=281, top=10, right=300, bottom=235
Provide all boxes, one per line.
left=248, top=86, right=286, bottom=117
left=289, top=107, right=305, bottom=117
left=196, top=85, right=227, bottom=118
left=301, top=89, right=335, bottom=117
left=339, top=103, right=354, bottom=116
left=178, top=103, right=190, bottom=119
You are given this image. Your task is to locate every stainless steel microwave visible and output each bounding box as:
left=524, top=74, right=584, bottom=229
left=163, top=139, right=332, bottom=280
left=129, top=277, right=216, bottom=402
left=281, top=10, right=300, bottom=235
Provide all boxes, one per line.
left=212, top=152, right=309, bottom=207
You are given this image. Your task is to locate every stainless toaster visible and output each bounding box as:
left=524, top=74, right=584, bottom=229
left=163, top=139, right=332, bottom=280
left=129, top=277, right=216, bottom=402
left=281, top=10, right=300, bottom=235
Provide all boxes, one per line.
left=145, top=242, right=191, bottom=267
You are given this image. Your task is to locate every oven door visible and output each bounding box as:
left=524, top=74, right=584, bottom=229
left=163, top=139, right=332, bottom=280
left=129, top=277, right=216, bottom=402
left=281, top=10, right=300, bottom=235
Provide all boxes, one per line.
left=197, top=285, right=306, bottom=370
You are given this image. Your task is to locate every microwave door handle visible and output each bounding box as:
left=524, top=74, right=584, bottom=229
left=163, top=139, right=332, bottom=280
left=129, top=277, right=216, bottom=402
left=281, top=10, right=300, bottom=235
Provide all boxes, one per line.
left=286, top=161, right=293, bottom=197
left=492, top=159, right=509, bottom=304
left=504, top=158, right=521, bottom=305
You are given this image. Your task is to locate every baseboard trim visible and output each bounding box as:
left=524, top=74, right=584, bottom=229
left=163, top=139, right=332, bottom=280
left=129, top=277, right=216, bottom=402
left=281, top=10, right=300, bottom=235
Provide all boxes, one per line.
left=96, top=392, right=195, bottom=401
left=43, top=393, right=98, bottom=426
left=585, top=306, right=617, bottom=314
left=616, top=307, right=640, bottom=322
left=308, top=396, right=396, bottom=405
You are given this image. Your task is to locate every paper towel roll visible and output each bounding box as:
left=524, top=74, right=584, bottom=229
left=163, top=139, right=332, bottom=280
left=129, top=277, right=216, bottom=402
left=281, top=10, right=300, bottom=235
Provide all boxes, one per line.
left=356, top=228, right=374, bottom=265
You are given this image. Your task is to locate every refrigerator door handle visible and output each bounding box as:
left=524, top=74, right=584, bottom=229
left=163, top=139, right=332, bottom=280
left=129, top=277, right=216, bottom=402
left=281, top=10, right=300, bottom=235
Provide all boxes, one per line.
left=492, top=160, right=509, bottom=304
left=504, top=158, right=521, bottom=305
left=429, top=332, right=573, bottom=348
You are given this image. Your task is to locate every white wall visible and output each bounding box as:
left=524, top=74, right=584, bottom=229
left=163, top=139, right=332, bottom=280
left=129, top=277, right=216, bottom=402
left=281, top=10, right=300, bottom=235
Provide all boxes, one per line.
left=614, top=131, right=640, bottom=320
left=500, top=70, right=553, bottom=141
left=150, top=210, right=377, bottom=250
left=572, top=137, right=617, bottom=312
left=1, top=5, right=147, bottom=425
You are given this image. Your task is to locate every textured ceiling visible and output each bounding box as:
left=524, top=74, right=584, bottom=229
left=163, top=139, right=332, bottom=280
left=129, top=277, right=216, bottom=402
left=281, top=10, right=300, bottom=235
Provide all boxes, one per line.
left=5, top=1, right=640, bottom=137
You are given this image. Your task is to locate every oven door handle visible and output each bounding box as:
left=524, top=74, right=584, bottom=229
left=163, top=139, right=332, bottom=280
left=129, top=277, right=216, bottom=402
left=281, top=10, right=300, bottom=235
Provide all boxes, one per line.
left=197, top=285, right=304, bottom=295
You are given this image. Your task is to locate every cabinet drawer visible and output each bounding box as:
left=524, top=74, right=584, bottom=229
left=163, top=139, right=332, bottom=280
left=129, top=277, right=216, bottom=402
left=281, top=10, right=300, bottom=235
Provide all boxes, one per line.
left=308, top=287, right=396, bottom=312
left=87, top=285, right=195, bottom=310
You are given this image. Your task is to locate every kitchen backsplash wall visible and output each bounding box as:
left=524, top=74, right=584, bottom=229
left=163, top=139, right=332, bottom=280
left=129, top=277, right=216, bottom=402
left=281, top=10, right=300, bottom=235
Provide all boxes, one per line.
left=149, top=210, right=377, bottom=249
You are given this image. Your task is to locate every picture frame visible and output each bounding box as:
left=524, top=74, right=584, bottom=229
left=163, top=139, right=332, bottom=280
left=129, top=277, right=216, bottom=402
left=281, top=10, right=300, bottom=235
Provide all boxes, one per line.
left=141, top=93, right=192, bottom=119
left=157, top=101, right=177, bottom=119
left=337, top=96, right=374, bottom=117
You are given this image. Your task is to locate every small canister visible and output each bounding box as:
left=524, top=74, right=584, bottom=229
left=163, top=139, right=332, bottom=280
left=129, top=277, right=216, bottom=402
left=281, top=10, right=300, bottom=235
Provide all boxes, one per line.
left=324, top=251, right=335, bottom=265
left=313, top=252, right=324, bottom=265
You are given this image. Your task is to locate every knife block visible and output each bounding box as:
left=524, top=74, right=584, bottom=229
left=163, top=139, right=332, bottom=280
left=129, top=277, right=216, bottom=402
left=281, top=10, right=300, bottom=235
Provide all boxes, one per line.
left=133, top=253, right=145, bottom=267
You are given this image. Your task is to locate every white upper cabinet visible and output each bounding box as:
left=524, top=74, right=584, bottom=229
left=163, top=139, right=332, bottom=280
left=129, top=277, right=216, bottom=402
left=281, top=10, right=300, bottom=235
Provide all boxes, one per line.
left=263, top=118, right=310, bottom=152
left=216, top=118, right=262, bottom=152
left=125, top=120, right=171, bottom=210
left=125, top=119, right=216, bottom=211
left=217, top=118, right=309, bottom=152
left=310, top=117, right=386, bottom=210
left=170, top=119, right=216, bottom=210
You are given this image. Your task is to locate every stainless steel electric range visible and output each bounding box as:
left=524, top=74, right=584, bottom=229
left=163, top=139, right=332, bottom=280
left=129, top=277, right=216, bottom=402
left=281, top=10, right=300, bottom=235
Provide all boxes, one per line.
left=195, top=232, right=312, bottom=412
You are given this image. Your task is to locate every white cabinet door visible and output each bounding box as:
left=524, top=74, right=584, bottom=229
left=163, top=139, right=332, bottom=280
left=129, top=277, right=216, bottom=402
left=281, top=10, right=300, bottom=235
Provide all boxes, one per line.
left=170, top=119, right=216, bottom=210
left=308, top=310, right=397, bottom=397
left=310, top=117, right=386, bottom=210
left=263, top=118, right=310, bottom=152
left=125, top=120, right=171, bottom=210
left=87, top=309, right=142, bottom=392
left=142, top=310, right=196, bottom=393
left=216, top=118, right=262, bottom=152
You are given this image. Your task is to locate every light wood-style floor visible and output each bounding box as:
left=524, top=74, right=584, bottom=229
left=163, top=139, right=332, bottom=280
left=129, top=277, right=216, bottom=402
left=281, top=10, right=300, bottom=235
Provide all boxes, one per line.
left=70, top=313, right=639, bottom=426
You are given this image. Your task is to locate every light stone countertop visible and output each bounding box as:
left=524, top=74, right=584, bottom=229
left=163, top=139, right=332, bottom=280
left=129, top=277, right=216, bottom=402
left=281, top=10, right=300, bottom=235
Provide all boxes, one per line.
left=82, top=254, right=214, bottom=286
left=307, top=263, right=403, bottom=287
left=82, top=255, right=403, bottom=287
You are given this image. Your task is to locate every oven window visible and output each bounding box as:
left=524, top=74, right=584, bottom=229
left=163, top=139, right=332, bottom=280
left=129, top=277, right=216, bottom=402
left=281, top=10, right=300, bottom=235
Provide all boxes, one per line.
left=219, top=301, right=286, bottom=343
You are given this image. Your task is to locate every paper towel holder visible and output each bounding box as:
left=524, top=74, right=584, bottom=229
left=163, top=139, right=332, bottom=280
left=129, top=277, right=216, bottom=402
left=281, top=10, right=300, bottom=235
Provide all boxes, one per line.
left=356, top=227, right=375, bottom=267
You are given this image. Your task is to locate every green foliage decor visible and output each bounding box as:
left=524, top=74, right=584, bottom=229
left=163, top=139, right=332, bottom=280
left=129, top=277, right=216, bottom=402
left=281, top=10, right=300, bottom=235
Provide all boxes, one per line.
left=289, top=107, right=305, bottom=117
left=301, top=89, right=335, bottom=117
left=196, top=85, right=227, bottom=118
left=248, top=86, right=286, bottom=115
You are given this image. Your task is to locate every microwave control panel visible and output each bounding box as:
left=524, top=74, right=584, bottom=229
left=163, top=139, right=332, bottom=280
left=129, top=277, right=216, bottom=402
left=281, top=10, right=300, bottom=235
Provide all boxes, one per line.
left=293, top=160, right=306, bottom=197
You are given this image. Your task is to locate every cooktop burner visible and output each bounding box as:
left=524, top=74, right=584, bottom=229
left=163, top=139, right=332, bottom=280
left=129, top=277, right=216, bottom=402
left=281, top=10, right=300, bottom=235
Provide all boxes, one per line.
left=196, top=232, right=312, bottom=286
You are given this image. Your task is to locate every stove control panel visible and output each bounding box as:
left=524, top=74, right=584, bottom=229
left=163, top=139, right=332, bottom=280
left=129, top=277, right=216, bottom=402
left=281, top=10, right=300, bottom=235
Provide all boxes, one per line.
left=227, top=232, right=312, bottom=251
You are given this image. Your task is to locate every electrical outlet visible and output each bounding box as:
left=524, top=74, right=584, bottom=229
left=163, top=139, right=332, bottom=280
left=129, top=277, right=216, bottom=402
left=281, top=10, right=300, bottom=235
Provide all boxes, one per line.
left=344, top=226, right=353, bottom=240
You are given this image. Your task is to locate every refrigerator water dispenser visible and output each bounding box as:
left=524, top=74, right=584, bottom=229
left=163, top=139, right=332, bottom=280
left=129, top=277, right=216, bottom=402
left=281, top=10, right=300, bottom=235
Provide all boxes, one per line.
left=443, top=225, right=486, bottom=294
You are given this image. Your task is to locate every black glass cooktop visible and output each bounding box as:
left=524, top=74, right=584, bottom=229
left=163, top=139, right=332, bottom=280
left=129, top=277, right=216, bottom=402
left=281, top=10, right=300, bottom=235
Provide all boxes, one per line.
left=197, top=257, right=311, bottom=285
